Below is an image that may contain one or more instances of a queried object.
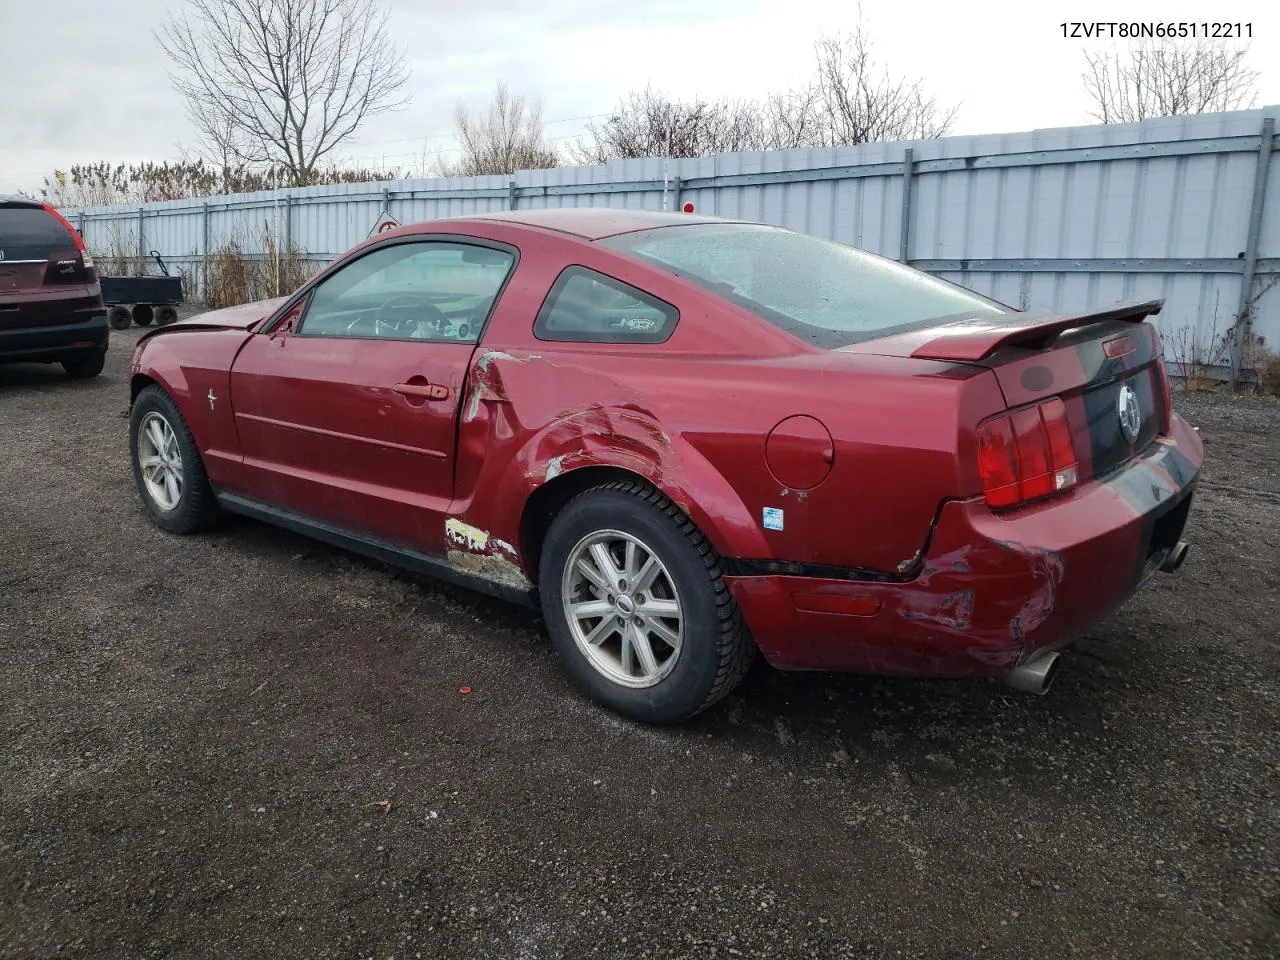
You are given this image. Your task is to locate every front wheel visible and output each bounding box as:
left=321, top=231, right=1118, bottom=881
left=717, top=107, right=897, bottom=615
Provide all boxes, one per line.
left=129, top=385, right=219, bottom=534
left=539, top=480, right=753, bottom=724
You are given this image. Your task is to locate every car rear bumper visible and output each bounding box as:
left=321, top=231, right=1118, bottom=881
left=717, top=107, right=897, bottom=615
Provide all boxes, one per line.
left=726, top=412, right=1204, bottom=678
left=0, top=313, right=108, bottom=363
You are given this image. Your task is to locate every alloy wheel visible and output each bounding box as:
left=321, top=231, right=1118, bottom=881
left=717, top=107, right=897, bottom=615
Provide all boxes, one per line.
left=137, top=412, right=184, bottom=511
left=561, top=529, right=684, bottom=688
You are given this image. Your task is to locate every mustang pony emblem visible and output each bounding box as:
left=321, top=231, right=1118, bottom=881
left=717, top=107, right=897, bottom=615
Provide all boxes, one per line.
left=1117, top=384, right=1142, bottom=443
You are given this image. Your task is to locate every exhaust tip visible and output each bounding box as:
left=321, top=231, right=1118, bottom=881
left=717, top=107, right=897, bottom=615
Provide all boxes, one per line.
left=1160, top=541, right=1189, bottom=574
left=1001, top=652, right=1060, bottom=696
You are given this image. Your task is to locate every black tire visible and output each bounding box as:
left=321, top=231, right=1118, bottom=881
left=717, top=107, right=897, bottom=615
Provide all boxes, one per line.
left=539, top=480, right=753, bottom=724
left=129, top=385, right=219, bottom=534
left=107, top=305, right=133, bottom=330
left=155, top=305, right=179, bottom=326
left=131, top=303, right=155, bottom=326
left=62, top=349, right=106, bottom=379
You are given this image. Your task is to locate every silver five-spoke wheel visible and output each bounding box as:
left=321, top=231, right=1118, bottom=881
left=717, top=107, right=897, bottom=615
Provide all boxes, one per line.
left=137, top=412, right=183, bottom=511
left=561, top=529, right=683, bottom=688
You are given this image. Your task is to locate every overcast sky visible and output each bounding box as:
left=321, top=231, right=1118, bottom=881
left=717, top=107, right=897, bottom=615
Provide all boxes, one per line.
left=1, top=0, right=1277, bottom=194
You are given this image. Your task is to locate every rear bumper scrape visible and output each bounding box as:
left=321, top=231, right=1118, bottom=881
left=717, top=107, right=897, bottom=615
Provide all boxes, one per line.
left=726, top=413, right=1202, bottom=678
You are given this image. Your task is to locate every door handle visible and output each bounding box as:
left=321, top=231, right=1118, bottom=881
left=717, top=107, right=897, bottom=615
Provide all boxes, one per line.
left=393, top=381, right=450, bottom=400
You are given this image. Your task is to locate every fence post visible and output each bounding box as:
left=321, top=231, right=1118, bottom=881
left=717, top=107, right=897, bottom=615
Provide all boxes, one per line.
left=1229, top=116, right=1276, bottom=387
left=508, top=180, right=518, bottom=211
left=201, top=202, right=210, bottom=302
left=136, top=206, right=145, bottom=269
left=382, top=187, right=391, bottom=215
left=670, top=176, right=682, bottom=212
left=899, top=147, right=915, bottom=263
left=284, top=194, right=293, bottom=253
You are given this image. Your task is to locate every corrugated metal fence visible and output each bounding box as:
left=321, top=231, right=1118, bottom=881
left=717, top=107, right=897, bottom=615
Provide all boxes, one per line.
left=67, top=106, right=1280, bottom=377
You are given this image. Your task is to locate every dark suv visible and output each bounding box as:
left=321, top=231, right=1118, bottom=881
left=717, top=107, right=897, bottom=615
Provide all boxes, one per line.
left=0, top=196, right=108, bottom=378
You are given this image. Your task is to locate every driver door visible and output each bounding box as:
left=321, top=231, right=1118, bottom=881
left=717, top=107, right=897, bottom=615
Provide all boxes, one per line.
left=229, top=238, right=516, bottom=553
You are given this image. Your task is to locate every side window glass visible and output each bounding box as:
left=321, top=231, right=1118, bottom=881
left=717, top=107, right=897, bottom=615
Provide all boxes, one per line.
left=298, top=241, right=515, bottom=343
left=533, top=266, right=677, bottom=344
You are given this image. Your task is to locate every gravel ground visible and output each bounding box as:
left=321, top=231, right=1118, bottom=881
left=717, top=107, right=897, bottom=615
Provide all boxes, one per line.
left=1, top=325, right=1278, bottom=960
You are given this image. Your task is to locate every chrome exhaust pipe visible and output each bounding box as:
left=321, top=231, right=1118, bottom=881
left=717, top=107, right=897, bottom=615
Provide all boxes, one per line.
left=1160, top=541, right=1189, bottom=574
left=1001, top=652, right=1060, bottom=696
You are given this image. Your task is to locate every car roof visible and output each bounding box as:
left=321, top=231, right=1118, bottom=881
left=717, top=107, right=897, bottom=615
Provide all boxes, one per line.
left=449, top=207, right=736, bottom=240
left=0, top=195, right=42, bottom=207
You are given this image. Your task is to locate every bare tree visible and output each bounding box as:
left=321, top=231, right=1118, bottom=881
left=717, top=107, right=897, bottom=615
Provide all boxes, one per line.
left=572, top=21, right=954, bottom=163
left=805, top=31, right=956, bottom=145
left=571, top=86, right=767, bottom=163
left=1084, top=40, right=1258, bottom=123
left=446, top=82, right=558, bottom=176
left=157, top=0, right=410, bottom=187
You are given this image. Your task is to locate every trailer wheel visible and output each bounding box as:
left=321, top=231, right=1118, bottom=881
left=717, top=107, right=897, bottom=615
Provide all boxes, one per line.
left=155, top=305, right=179, bottom=326
left=131, top=304, right=155, bottom=326
left=108, top=305, right=133, bottom=330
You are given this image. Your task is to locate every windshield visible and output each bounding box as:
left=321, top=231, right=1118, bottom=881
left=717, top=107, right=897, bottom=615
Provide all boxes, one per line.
left=600, top=223, right=1010, bottom=348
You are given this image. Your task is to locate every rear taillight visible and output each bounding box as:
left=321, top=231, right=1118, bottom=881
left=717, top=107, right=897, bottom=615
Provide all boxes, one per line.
left=40, top=202, right=92, bottom=269
left=41, top=203, right=85, bottom=251
left=977, top=397, right=1078, bottom=510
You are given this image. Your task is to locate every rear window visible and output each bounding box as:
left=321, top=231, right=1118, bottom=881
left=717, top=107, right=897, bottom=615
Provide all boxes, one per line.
left=0, top=205, right=76, bottom=262
left=599, top=223, right=1010, bottom=348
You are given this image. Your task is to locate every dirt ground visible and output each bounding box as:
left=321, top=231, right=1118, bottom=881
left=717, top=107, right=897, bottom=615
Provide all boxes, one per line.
left=1, top=324, right=1277, bottom=960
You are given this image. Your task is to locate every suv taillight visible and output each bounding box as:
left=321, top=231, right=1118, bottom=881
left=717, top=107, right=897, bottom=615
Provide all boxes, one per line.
left=40, top=202, right=92, bottom=268
left=977, top=397, right=1078, bottom=509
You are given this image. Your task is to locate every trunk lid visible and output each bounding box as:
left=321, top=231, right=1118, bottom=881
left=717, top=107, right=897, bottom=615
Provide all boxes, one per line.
left=847, top=299, right=1172, bottom=483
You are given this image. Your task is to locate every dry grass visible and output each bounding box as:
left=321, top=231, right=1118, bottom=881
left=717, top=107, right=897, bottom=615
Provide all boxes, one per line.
left=205, top=223, right=314, bottom=309
left=90, top=227, right=146, bottom=277
left=1168, top=314, right=1228, bottom=392
left=1243, top=334, right=1280, bottom=397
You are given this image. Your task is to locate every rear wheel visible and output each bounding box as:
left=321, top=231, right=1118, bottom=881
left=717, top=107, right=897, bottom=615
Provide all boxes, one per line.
left=62, top=349, right=105, bottom=379
left=107, top=305, right=133, bottom=330
left=131, top=303, right=155, bottom=327
left=129, top=385, right=219, bottom=534
left=155, top=305, right=179, bottom=326
left=539, top=480, right=753, bottom=724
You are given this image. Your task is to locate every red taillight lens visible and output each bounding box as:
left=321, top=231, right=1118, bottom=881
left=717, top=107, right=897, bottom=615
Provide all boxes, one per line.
left=41, top=203, right=86, bottom=252
left=1010, top=407, right=1052, bottom=499
left=977, top=416, right=1019, bottom=507
left=977, top=397, right=1079, bottom=510
left=1039, top=398, right=1076, bottom=487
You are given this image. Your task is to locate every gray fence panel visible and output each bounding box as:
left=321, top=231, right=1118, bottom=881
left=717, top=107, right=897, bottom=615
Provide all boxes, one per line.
left=66, top=106, right=1280, bottom=373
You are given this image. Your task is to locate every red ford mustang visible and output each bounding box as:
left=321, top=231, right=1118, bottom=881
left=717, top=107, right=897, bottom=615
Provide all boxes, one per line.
left=127, top=209, right=1202, bottom=724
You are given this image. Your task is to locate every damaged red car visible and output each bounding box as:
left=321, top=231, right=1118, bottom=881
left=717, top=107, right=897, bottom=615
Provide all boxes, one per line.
left=127, top=209, right=1201, bottom=724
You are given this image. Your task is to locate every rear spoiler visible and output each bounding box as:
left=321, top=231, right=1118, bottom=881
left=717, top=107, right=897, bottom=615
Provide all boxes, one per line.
left=910, top=299, right=1164, bottom=362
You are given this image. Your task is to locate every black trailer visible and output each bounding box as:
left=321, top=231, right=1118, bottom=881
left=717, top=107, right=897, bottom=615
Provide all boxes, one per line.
left=101, top=251, right=184, bottom=330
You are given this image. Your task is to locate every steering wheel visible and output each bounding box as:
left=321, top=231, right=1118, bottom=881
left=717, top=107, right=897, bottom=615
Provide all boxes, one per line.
left=371, top=293, right=451, bottom=338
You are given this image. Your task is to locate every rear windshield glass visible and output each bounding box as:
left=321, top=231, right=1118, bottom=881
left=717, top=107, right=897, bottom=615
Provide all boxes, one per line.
left=0, top=206, right=76, bottom=261
left=600, top=223, right=1009, bottom=348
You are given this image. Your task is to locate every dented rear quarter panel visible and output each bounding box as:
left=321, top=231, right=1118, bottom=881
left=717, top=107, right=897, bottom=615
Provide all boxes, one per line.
left=445, top=226, right=1003, bottom=581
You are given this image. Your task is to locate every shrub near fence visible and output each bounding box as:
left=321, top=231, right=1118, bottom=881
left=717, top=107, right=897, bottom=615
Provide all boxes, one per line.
left=68, top=107, right=1280, bottom=384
